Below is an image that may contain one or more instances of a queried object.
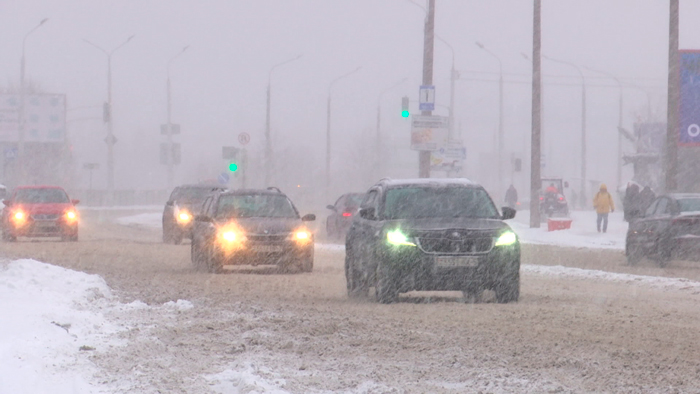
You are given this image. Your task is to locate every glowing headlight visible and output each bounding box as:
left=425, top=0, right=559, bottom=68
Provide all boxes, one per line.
left=177, top=212, right=192, bottom=223
left=13, top=211, right=25, bottom=221
left=221, top=231, right=237, bottom=242
left=386, top=229, right=415, bottom=246
left=295, top=231, right=310, bottom=240
left=494, top=231, right=517, bottom=246
left=65, top=211, right=77, bottom=221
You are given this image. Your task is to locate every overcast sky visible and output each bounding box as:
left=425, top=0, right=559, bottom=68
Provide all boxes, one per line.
left=0, top=0, right=697, bottom=199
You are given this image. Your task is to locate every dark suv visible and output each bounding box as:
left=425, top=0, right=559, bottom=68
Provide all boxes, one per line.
left=191, top=188, right=316, bottom=273
left=163, top=184, right=226, bottom=244
left=345, top=178, right=519, bottom=303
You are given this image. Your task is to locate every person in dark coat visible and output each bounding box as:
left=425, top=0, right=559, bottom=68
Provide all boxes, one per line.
left=638, top=186, right=656, bottom=214
left=504, top=184, right=518, bottom=209
left=624, top=183, right=640, bottom=222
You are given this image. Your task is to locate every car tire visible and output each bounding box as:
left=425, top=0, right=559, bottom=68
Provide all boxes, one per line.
left=62, top=233, right=78, bottom=242
left=653, top=242, right=671, bottom=268
left=300, top=252, right=314, bottom=273
left=375, top=261, right=398, bottom=304
left=345, top=251, right=368, bottom=298
left=2, top=231, right=16, bottom=242
left=191, top=240, right=205, bottom=271
left=206, top=248, right=224, bottom=274
left=495, top=271, right=520, bottom=303
left=625, top=243, right=643, bottom=265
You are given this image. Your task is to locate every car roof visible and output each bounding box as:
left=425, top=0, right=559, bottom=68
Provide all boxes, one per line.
left=378, top=178, right=478, bottom=188
left=219, top=189, right=287, bottom=197
left=14, top=185, right=66, bottom=190
left=175, top=184, right=225, bottom=190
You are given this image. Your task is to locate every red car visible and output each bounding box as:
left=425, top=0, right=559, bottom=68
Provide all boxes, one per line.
left=2, top=185, right=79, bottom=242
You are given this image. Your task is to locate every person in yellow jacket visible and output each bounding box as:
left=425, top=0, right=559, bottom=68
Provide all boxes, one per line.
left=593, top=183, right=615, bottom=233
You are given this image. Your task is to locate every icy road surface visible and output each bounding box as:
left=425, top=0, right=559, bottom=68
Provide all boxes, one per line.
left=0, top=209, right=699, bottom=393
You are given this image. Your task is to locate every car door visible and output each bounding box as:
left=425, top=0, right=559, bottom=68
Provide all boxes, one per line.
left=629, top=198, right=658, bottom=248
left=356, top=189, right=386, bottom=273
left=193, top=196, right=215, bottom=247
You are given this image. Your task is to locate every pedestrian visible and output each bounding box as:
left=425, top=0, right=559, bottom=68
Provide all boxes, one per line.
left=505, top=184, right=518, bottom=209
left=623, top=182, right=640, bottom=222
left=593, top=183, right=615, bottom=233
left=638, top=186, right=656, bottom=215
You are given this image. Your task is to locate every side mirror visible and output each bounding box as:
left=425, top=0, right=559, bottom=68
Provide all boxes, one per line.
left=502, top=207, right=517, bottom=220
left=2, top=200, right=11, bottom=207
left=326, top=205, right=336, bottom=211
left=194, top=214, right=212, bottom=223
left=71, top=199, right=80, bottom=205
left=359, top=207, right=376, bottom=220
left=301, top=214, right=316, bottom=222
left=166, top=200, right=174, bottom=207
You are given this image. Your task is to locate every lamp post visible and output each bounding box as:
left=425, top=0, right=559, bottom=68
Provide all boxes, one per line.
left=84, top=35, right=134, bottom=201
left=476, top=42, right=504, bottom=196
left=18, top=18, right=49, bottom=184
left=583, top=66, right=623, bottom=191
left=326, top=67, right=361, bottom=192
left=376, top=78, right=408, bottom=178
left=165, top=45, right=189, bottom=191
left=266, top=54, right=302, bottom=186
left=543, top=55, right=586, bottom=207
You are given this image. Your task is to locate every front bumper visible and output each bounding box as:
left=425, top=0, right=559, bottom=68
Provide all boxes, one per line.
left=7, top=218, right=78, bottom=237
left=378, top=243, right=520, bottom=291
left=214, top=239, right=313, bottom=266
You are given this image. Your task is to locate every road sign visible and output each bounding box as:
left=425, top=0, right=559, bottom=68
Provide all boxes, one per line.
left=679, top=51, right=700, bottom=145
left=222, top=146, right=240, bottom=160
left=104, top=134, right=117, bottom=145
left=160, top=124, right=181, bottom=135
left=160, top=143, right=181, bottom=165
left=4, top=147, right=17, bottom=159
left=419, top=85, right=435, bottom=111
left=238, top=132, right=250, bottom=145
left=430, top=143, right=466, bottom=171
left=410, top=115, right=449, bottom=151
left=217, top=172, right=230, bottom=185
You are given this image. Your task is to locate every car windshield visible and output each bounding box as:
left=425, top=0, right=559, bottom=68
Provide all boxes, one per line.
left=215, top=194, right=298, bottom=219
left=382, top=186, right=499, bottom=220
left=172, top=187, right=216, bottom=204
left=344, top=194, right=364, bottom=207
left=14, top=188, right=70, bottom=204
left=678, top=198, right=700, bottom=213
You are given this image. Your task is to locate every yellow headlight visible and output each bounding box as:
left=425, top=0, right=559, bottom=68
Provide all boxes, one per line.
left=177, top=212, right=191, bottom=223
left=222, top=231, right=236, bottom=242
left=295, top=231, right=310, bottom=240
left=65, top=211, right=77, bottom=221
left=13, top=211, right=24, bottom=221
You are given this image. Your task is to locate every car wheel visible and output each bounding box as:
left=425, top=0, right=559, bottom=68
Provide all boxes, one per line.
left=345, top=251, right=368, bottom=298
left=62, top=232, right=78, bottom=242
left=172, top=231, right=183, bottom=245
left=652, top=242, right=671, bottom=268
left=206, top=247, right=224, bottom=274
left=191, top=240, right=205, bottom=271
left=375, top=261, right=398, bottom=304
left=625, top=243, right=643, bottom=265
left=2, top=230, right=16, bottom=242
left=300, top=250, right=314, bottom=273
left=495, top=271, right=520, bottom=303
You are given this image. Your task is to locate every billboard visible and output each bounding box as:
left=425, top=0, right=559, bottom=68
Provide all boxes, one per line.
left=0, top=94, right=67, bottom=142
left=679, top=51, right=700, bottom=146
left=410, top=115, right=449, bottom=151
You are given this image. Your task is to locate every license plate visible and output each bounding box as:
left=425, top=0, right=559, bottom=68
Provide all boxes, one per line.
left=35, top=221, right=57, bottom=228
left=435, top=256, right=479, bottom=268
left=251, top=245, right=284, bottom=253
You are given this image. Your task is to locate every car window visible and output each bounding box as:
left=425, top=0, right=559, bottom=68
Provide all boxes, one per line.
left=172, top=187, right=216, bottom=204
left=645, top=199, right=659, bottom=217
left=678, top=198, right=700, bottom=213
left=14, top=188, right=70, bottom=204
left=360, top=190, right=378, bottom=210
left=334, top=195, right=347, bottom=208
left=201, top=197, right=213, bottom=215
left=654, top=198, right=669, bottom=216
left=215, top=194, right=298, bottom=219
left=345, top=194, right=364, bottom=207
left=382, top=186, right=499, bottom=220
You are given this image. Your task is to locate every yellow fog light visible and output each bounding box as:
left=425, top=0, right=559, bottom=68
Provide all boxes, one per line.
left=494, top=231, right=517, bottom=246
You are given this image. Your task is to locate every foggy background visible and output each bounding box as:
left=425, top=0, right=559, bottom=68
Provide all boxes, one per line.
left=1, top=0, right=696, bottom=206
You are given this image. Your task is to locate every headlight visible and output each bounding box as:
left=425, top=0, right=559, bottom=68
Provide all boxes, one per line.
left=295, top=230, right=310, bottom=240
left=494, top=231, right=517, bottom=246
left=65, top=210, right=78, bottom=222
left=386, top=229, right=416, bottom=246
left=13, top=211, right=25, bottom=221
left=222, top=231, right=237, bottom=242
left=176, top=211, right=192, bottom=224
left=11, top=211, right=26, bottom=226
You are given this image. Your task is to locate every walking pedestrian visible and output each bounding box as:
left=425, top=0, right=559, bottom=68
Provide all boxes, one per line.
left=638, top=186, right=656, bottom=214
left=593, top=183, right=615, bottom=233
left=623, top=182, right=640, bottom=222
left=505, top=184, right=518, bottom=209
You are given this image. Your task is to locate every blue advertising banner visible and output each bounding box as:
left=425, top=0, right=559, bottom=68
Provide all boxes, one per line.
left=679, top=51, right=700, bottom=146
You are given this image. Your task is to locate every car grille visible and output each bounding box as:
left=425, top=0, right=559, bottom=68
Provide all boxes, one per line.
left=415, top=229, right=494, bottom=254
left=246, top=234, right=288, bottom=242
left=31, top=214, right=60, bottom=220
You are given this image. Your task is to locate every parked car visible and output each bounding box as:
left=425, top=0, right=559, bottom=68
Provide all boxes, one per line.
left=345, top=178, right=519, bottom=304
left=326, top=193, right=364, bottom=239
left=1, top=185, right=79, bottom=242
left=163, top=184, right=226, bottom=244
left=626, top=193, right=700, bottom=267
left=191, top=188, right=316, bottom=273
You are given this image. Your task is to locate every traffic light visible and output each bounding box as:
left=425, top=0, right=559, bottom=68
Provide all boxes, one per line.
left=401, top=96, right=409, bottom=118
left=228, top=162, right=238, bottom=172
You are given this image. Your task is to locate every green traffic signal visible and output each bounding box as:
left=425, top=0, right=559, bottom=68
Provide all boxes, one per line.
left=401, top=110, right=409, bottom=118
left=401, top=96, right=409, bottom=118
left=229, top=163, right=238, bottom=172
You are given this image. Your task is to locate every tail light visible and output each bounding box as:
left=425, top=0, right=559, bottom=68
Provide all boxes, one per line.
left=539, top=197, right=544, bottom=201
left=342, top=212, right=352, bottom=217
left=559, top=196, right=565, bottom=201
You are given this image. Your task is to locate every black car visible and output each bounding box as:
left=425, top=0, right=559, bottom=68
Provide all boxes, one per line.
left=626, top=193, right=700, bottom=266
left=326, top=193, right=364, bottom=239
left=162, top=184, right=226, bottom=244
left=191, top=188, right=316, bottom=273
left=345, top=178, right=519, bottom=304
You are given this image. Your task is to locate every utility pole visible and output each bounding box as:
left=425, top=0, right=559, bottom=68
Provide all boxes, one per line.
left=476, top=42, right=504, bottom=197
left=18, top=18, right=48, bottom=184
left=666, top=0, right=679, bottom=192
left=84, top=35, right=134, bottom=202
left=265, top=54, right=302, bottom=186
left=419, top=0, right=435, bottom=178
left=530, top=0, right=542, bottom=228
left=166, top=46, right=188, bottom=191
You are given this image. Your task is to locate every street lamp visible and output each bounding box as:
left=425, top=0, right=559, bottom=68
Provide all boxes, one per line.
left=83, top=35, right=135, bottom=201
left=18, top=18, right=49, bottom=184
left=266, top=54, right=302, bottom=186
left=165, top=45, right=189, bottom=190
left=476, top=41, right=504, bottom=198
left=543, top=54, right=587, bottom=207
left=326, top=67, right=361, bottom=192
left=376, top=77, right=408, bottom=178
